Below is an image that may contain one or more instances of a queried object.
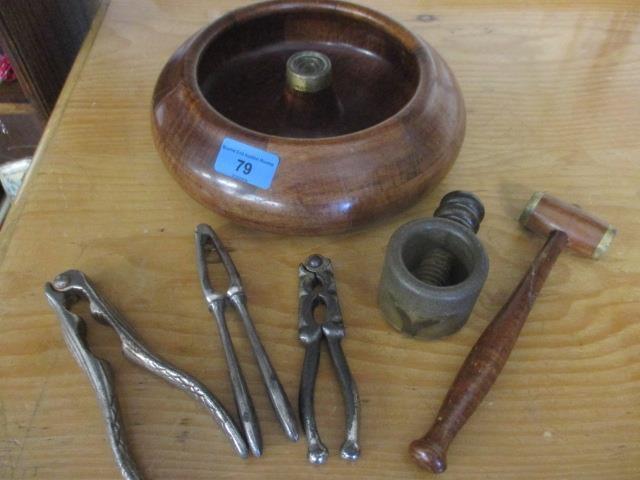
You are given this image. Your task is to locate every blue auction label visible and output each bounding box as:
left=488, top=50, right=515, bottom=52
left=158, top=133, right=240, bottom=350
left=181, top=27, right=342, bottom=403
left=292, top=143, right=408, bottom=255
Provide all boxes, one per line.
left=213, top=137, right=280, bottom=189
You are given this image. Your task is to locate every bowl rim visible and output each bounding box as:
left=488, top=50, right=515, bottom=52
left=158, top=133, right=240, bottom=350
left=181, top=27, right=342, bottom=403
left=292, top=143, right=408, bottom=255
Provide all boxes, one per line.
left=181, top=0, right=435, bottom=144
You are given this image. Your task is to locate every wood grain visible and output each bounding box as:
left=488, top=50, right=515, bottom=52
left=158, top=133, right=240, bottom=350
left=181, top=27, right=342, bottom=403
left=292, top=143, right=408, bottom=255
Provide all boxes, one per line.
left=410, top=229, right=569, bottom=472
left=521, top=192, right=614, bottom=258
left=1, top=1, right=639, bottom=479
left=151, top=0, right=465, bottom=234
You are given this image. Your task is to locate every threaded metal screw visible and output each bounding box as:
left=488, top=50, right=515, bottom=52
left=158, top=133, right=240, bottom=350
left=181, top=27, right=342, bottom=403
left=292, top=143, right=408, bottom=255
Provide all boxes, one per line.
left=411, top=191, right=485, bottom=286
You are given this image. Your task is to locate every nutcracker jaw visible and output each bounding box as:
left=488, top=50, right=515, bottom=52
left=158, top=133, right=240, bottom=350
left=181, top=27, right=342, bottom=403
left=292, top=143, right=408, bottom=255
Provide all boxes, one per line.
left=45, top=269, right=249, bottom=480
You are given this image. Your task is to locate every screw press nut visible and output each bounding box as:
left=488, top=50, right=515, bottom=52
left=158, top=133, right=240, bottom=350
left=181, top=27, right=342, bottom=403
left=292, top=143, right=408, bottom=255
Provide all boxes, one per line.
left=378, top=191, right=489, bottom=339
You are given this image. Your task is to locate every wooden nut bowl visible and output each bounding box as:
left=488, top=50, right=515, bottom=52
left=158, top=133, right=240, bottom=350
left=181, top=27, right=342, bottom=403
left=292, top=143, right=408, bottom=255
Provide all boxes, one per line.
left=152, top=0, right=465, bottom=234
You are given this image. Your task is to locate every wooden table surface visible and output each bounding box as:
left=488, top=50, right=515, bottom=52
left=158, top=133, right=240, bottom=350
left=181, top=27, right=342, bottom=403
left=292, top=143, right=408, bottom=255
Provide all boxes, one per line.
left=1, top=1, right=639, bottom=478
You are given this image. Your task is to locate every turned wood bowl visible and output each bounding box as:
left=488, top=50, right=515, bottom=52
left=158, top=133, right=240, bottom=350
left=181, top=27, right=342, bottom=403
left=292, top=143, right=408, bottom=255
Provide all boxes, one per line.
left=152, top=0, right=465, bottom=234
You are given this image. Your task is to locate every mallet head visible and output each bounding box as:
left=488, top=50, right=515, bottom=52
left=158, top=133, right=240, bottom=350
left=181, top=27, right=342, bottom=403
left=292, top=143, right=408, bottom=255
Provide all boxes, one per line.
left=519, top=192, right=616, bottom=258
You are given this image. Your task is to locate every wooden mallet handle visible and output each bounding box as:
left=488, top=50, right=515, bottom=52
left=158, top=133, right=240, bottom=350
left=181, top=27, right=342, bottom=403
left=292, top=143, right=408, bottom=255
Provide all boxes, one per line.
left=410, top=193, right=615, bottom=473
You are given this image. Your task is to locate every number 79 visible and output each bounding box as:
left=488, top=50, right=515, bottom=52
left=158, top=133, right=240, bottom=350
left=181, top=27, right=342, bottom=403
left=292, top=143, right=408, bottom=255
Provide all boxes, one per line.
left=236, top=159, right=253, bottom=175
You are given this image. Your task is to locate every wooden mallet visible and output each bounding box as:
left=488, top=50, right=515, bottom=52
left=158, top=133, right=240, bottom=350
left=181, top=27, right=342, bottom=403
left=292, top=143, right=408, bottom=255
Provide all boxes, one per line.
left=409, top=192, right=616, bottom=473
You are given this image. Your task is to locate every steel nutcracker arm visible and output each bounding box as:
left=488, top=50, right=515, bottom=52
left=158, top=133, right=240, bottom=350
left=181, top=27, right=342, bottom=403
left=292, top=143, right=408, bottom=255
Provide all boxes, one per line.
left=45, top=284, right=142, bottom=480
left=298, top=262, right=328, bottom=464
left=316, top=260, right=360, bottom=461
left=195, top=224, right=299, bottom=444
left=46, top=270, right=249, bottom=459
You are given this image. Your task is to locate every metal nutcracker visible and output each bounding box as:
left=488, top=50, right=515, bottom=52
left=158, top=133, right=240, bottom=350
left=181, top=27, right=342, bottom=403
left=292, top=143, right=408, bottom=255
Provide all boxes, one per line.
left=195, top=224, right=299, bottom=458
left=44, top=270, right=248, bottom=480
left=297, top=254, right=360, bottom=464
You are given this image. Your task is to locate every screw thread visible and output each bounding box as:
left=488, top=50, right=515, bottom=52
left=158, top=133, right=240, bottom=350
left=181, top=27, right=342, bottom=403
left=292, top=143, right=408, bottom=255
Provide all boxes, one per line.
left=434, top=191, right=485, bottom=233
left=412, top=191, right=485, bottom=286
left=412, top=247, right=454, bottom=286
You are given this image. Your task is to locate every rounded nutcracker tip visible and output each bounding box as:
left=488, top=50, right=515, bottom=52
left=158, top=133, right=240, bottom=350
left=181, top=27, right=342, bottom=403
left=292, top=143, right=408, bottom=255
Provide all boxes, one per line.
left=307, top=254, right=324, bottom=268
left=340, top=439, right=360, bottom=461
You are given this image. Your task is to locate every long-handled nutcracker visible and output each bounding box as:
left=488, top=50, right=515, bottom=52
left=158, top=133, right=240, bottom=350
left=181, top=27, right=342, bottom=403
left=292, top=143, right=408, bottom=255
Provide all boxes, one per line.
left=45, top=270, right=249, bottom=480
left=410, top=192, right=616, bottom=473
left=194, top=224, right=299, bottom=457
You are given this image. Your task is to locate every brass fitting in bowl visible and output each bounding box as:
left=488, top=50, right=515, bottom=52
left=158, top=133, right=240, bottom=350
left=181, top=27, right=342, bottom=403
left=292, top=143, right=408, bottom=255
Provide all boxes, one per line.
left=286, top=50, right=332, bottom=93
